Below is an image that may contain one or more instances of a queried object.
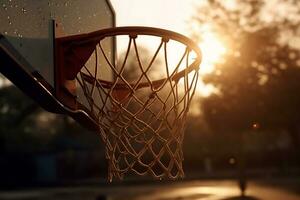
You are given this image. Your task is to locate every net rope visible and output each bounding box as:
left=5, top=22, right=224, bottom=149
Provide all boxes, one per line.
left=68, top=30, right=200, bottom=181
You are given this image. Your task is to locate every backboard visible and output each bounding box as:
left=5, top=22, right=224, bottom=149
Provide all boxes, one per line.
left=0, top=0, right=115, bottom=130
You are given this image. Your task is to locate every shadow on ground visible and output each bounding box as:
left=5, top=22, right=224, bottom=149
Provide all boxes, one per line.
left=220, top=195, right=260, bottom=200
left=165, top=194, right=210, bottom=200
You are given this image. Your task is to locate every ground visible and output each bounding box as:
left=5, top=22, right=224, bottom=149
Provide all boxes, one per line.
left=0, top=179, right=300, bottom=200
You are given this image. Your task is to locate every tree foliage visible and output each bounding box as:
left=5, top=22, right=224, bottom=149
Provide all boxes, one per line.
left=0, top=82, right=99, bottom=153
left=192, top=0, right=300, bottom=146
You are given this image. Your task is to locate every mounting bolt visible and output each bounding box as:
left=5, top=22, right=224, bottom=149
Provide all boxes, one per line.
left=162, top=37, right=170, bottom=43
left=130, top=34, right=138, bottom=39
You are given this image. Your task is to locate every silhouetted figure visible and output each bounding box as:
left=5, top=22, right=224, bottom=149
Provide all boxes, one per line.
left=238, top=152, right=247, bottom=198
left=239, top=176, right=247, bottom=197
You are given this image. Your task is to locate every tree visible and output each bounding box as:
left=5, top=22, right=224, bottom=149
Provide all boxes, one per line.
left=191, top=0, right=300, bottom=153
left=0, top=82, right=99, bottom=153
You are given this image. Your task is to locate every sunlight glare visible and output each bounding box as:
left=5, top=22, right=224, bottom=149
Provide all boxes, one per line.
left=191, top=32, right=226, bottom=97
left=198, top=32, right=226, bottom=74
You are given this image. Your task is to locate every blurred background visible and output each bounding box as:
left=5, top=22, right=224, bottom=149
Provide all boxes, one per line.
left=0, top=0, right=300, bottom=199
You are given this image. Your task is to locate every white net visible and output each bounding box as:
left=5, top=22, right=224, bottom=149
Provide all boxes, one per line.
left=57, top=27, right=201, bottom=181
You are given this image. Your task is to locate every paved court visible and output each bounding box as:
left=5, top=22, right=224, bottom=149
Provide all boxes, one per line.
left=0, top=179, right=299, bottom=200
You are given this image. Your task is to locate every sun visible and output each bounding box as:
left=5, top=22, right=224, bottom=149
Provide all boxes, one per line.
left=191, top=31, right=226, bottom=97
left=198, top=32, right=226, bottom=74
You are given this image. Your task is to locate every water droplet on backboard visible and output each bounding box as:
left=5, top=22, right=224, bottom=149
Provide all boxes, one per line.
left=22, top=7, right=27, bottom=14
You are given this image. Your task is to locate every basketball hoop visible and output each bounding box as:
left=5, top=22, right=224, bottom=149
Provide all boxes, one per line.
left=55, top=27, right=202, bottom=182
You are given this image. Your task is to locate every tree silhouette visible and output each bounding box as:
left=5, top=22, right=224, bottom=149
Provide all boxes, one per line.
left=191, top=0, right=300, bottom=159
left=0, top=81, right=100, bottom=153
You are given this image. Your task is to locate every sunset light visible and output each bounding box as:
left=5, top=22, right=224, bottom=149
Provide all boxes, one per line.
left=1, top=0, right=300, bottom=198
left=198, top=32, right=227, bottom=74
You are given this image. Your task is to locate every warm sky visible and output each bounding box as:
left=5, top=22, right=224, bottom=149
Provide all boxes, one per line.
left=110, top=0, right=198, bottom=35
left=110, top=0, right=224, bottom=100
